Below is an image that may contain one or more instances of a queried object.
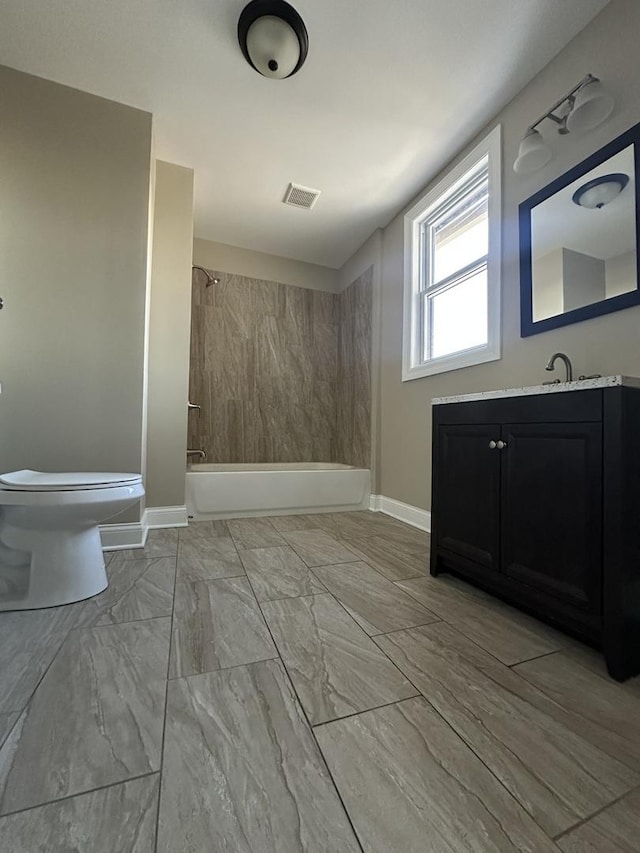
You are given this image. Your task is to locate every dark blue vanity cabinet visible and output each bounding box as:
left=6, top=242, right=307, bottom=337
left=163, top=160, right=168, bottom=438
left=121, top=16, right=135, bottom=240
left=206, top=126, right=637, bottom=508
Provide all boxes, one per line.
left=431, top=384, right=640, bottom=681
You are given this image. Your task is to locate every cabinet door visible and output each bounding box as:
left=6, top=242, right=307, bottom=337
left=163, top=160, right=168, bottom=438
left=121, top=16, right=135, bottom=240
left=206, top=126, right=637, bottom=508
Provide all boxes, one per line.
left=435, top=424, right=501, bottom=570
left=501, top=422, right=602, bottom=614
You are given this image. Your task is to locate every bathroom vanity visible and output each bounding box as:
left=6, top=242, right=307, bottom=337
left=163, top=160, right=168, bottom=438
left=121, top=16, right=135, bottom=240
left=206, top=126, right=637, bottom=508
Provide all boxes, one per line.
left=431, top=376, right=640, bottom=680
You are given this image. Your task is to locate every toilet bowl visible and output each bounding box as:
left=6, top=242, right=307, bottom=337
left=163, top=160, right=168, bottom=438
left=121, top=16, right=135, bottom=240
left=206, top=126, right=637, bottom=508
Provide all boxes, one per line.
left=0, top=470, right=144, bottom=611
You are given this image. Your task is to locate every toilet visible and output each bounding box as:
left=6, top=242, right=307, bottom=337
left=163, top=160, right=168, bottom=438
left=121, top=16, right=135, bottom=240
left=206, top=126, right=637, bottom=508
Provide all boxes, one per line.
left=0, top=470, right=144, bottom=611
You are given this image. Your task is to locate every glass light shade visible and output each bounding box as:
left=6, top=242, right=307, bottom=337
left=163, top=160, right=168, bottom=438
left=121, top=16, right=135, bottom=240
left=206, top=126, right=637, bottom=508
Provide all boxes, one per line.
left=566, top=79, right=615, bottom=133
left=513, top=129, right=552, bottom=174
left=246, top=15, right=300, bottom=78
left=572, top=173, right=629, bottom=209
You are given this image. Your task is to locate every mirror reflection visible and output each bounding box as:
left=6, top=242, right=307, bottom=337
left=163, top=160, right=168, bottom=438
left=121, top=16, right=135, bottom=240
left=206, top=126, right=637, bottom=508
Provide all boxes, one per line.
left=531, top=145, right=636, bottom=322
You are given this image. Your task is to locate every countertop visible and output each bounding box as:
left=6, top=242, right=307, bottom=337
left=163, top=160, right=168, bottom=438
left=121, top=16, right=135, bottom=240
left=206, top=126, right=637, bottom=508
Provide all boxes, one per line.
left=432, top=375, right=640, bottom=405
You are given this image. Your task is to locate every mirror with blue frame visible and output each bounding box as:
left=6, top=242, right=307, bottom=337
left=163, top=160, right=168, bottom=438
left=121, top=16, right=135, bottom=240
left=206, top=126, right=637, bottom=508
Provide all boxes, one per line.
left=520, top=121, right=640, bottom=337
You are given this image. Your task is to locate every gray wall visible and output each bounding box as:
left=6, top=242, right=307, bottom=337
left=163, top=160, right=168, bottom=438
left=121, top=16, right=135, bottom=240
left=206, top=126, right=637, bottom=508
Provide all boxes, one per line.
left=562, top=249, right=605, bottom=312
left=343, top=0, right=640, bottom=511
left=146, top=161, right=194, bottom=508
left=193, top=238, right=340, bottom=293
left=533, top=249, right=565, bottom=320
left=606, top=249, right=636, bottom=297
left=0, top=66, right=152, bottom=516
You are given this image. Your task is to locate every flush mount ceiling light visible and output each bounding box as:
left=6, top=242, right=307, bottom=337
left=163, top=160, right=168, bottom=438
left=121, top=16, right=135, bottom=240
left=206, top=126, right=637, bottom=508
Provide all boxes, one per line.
left=238, top=0, right=308, bottom=79
left=572, top=172, right=629, bottom=209
left=513, top=74, right=615, bottom=175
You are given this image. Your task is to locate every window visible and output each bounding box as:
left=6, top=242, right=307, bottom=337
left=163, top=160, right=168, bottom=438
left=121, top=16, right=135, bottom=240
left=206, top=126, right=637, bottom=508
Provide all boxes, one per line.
left=403, top=125, right=501, bottom=380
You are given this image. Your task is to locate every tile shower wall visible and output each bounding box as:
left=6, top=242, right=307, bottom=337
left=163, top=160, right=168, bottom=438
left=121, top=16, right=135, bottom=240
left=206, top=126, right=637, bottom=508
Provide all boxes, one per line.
left=336, top=267, right=373, bottom=468
left=188, top=269, right=340, bottom=463
left=188, top=267, right=372, bottom=465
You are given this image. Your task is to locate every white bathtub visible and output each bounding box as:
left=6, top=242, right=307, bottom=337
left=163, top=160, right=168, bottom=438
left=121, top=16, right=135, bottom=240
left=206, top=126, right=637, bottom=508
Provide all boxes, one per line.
left=186, top=462, right=371, bottom=520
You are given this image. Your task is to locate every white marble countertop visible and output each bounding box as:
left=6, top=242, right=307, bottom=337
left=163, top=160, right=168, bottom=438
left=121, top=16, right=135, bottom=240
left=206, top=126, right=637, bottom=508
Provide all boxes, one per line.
left=432, top=375, right=640, bottom=405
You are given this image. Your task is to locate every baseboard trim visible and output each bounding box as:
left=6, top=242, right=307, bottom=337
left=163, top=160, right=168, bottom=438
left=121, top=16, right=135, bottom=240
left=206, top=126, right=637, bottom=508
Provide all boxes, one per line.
left=369, top=494, right=431, bottom=532
left=101, top=505, right=187, bottom=551
left=100, top=522, right=147, bottom=551
left=143, top=505, right=188, bottom=529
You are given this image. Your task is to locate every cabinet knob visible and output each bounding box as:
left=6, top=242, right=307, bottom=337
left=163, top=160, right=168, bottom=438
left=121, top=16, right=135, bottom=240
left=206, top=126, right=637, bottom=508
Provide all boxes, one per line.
left=497, top=440, right=507, bottom=450
left=489, top=440, right=497, bottom=449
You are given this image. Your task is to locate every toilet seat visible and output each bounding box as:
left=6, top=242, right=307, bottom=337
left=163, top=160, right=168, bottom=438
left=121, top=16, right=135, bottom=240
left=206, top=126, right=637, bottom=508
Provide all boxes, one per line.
left=0, top=470, right=143, bottom=491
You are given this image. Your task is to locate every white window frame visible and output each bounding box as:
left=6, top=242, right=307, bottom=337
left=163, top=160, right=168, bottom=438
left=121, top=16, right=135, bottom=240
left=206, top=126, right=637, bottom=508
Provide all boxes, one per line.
left=402, top=125, right=502, bottom=381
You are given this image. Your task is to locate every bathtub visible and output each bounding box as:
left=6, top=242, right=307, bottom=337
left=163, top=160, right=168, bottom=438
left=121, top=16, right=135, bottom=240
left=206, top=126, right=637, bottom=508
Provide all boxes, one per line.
left=186, top=462, right=370, bottom=520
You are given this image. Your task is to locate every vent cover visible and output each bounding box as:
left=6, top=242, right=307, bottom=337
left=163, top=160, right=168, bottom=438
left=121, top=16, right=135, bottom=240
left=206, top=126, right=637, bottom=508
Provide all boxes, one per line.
left=283, top=183, right=321, bottom=210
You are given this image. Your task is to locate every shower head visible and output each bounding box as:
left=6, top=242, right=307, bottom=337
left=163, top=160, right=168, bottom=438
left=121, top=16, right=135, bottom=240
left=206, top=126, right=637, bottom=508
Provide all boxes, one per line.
left=192, top=265, right=220, bottom=287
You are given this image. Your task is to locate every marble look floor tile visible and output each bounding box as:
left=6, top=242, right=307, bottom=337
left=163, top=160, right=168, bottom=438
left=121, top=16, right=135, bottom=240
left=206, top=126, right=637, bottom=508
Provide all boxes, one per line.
left=0, top=606, right=80, bottom=714
left=0, top=774, right=159, bottom=853
left=228, top=517, right=286, bottom=549
left=266, top=514, right=321, bottom=533
left=376, top=526, right=431, bottom=557
left=178, top=520, right=229, bottom=542
left=115, top=528, right=179, bottom=561
left=177, top=538, right=244, bottom=581
left=307, top=512, right=376, bottom=540
left=313, top=561, right=438, bottom=635
left=169, top=577, right=277, bottom=678
left=239, top=546, right=326, bottom=601
left=395, top=574, right=565, bottom=665
left=0, top=715, right=18, bottom=749
left=315, top=697, right=557, bottom=853
left=324, top=512, right=431, bottom=547
left=279, top=514, right=335, bottom=537
left=557, top=787, right=640, bottom=852
left=262, top=593, right=417, bottom=725
left=72, top=557, right=173, bottom=628
left=376, top=622, right=639, bottom=836
left=300, top=512, right=373, bottom=540
left=281, top=529, right=359, bottom=568
left=356, top=512, right=424, bottom=533
left=359, top=519, right=427, bottom=544
left=513, top=652, right=640, bottom=772
left=560, top=637, right=640, bottom=691
left=346, top=536, right=429, bottom=580
left=93, top=557, right=175, bottom=625
left=0, top=618, right=170, bottom=814
left=158, top=660, right=360, bottom=853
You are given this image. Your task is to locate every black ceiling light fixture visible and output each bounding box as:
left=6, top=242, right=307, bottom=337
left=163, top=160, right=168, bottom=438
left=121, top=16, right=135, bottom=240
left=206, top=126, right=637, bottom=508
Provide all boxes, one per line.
left=238, top=0, right=308, bottom=79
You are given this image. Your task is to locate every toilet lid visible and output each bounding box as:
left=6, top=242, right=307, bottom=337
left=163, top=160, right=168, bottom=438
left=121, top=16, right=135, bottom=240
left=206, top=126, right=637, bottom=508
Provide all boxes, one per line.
left=0, top=469, right=143, bottom=491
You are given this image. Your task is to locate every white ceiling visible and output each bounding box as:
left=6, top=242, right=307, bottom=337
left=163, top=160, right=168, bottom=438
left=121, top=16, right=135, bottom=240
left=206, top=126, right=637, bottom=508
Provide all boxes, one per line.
left=0, top=0, right=610, bottom=268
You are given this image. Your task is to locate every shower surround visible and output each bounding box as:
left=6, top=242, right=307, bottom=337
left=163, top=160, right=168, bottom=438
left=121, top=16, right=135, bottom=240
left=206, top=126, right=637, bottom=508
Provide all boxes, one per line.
left=188, top=267, right=371, bottom=466
left=337, top=266, right=372, bottom=468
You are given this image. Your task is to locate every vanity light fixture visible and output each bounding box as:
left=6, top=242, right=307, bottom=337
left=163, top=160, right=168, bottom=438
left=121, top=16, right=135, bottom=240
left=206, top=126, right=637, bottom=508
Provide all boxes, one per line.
left=513, top=74, right=615, bottom=175
left=238, top=0, right=308, bottom=79
left=572, top=173, right=629, bottom=209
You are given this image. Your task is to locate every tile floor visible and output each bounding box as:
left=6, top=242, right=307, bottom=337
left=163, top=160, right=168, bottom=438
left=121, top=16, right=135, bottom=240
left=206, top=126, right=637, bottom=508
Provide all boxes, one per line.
left=0, top=510, right=639, bottom=851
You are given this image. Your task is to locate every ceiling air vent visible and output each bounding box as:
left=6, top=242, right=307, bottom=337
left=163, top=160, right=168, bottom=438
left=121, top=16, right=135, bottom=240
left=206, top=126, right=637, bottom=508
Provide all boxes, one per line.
left=283, top=182, right=320, bottom=210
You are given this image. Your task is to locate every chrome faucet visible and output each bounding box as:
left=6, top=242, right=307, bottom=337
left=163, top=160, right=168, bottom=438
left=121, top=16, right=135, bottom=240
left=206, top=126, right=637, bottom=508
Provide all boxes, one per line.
left=545, top=352, right=573, bottom=383
left=187, top=449, right=207, bottom=460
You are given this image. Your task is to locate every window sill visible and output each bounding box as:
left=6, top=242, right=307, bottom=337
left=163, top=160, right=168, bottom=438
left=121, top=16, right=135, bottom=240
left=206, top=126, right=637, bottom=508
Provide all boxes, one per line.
left=402, top=343, right=500, bottom=381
